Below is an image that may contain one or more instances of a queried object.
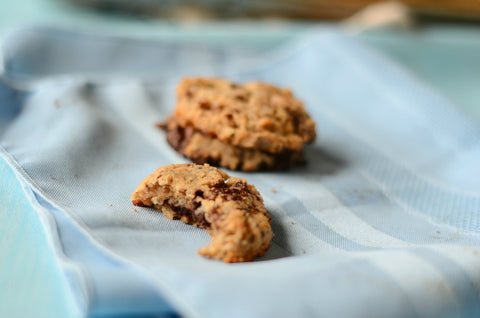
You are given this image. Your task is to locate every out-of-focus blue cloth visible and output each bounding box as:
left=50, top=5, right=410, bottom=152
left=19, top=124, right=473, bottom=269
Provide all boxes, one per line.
left=1, top=27, right=480, bottom=318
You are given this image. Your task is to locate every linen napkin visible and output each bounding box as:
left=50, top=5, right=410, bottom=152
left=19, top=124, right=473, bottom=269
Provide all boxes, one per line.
left=1, top=26, right=480, bottom=318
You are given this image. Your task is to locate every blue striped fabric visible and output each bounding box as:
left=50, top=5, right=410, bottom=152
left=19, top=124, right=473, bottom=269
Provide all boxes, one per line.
left=1, top=27, right=480, bottom=317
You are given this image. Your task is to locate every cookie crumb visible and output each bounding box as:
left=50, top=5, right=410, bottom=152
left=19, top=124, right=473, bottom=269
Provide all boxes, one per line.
left=156, top=122, right=167, bottom=129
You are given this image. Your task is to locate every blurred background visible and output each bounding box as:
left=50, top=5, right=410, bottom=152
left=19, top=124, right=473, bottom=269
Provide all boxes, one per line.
left=3, top=0, right=480, bottom=23
left=66, top=0, right=480, bottom=21
left=2, top=0, right=480, bottom=33
left=1, top=0, right=480, bottom=120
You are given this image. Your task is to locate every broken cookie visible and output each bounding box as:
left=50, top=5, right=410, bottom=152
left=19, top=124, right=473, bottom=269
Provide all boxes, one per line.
left=130, top=163, right=273, bottom=263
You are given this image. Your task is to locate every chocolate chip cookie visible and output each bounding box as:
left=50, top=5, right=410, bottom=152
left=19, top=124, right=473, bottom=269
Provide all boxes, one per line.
left=130, top=163, right=273, bottom=263
left=161, top=78, right=316, bottom=171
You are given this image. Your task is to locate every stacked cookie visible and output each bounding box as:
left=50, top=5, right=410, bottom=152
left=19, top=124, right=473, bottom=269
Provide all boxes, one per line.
left=162, top=78, right=316, bottom=171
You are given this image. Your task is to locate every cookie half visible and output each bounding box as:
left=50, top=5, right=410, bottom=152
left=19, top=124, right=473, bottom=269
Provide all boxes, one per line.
left=130, top=163, right=273, bottom=263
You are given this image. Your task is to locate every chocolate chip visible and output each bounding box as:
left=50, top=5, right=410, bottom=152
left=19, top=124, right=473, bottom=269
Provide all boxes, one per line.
left=167, top=204, right=210, bottom=229
left=234, top=95, right=247, bottom=102
left=199, top=101, right=211, bottom=110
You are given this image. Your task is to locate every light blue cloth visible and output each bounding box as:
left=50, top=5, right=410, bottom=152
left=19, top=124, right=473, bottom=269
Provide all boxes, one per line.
left=1, top=27, right=480, bottom=318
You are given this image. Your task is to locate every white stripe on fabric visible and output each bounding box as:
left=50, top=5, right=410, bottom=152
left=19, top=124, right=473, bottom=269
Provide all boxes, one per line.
left=263, top=195, right=343, bottom=255
left=365, top=250, right=460, bottom=317
left=312, top=206, right=409, bottom=248
left=271, top=175, right=412, bottom=248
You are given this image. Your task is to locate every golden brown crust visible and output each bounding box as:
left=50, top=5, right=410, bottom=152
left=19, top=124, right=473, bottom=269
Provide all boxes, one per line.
left=130, top=163, right=273, bottom=263
left=173, top=78, right=316, bottom=153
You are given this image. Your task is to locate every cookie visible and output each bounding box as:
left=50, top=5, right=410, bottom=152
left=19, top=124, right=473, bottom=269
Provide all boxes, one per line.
left=163, top=118, right=304, bottom=171
left=130, top=163, right=273, bottom=263
left=174, top=78, right=316, bottom=152
left=161, top=78, right=316, bottom=171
